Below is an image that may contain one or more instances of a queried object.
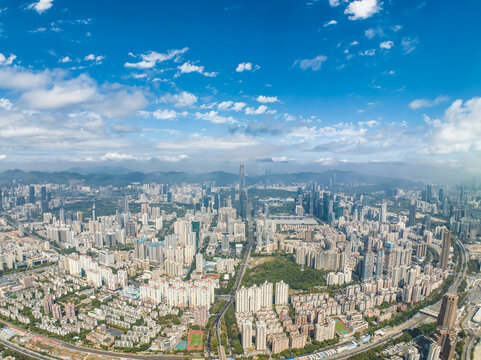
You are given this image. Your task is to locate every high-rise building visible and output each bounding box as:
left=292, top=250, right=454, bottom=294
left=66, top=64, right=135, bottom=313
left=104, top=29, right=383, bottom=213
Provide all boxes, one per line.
left=256, top=321, right=267, bottom=350
left=29, top=186, right=35, bottom=204
left=242, top=320, right=252, bottom=349
left=92, top=201, right=97, bottom=221
left=275, top=281, right=289, bottom=305
left=408, top=204, right=416, bottom=226
left=196, top=253, right=203, bottom=273
left=435, top=294, right=458, bottom=360
left=437, top=294, right=457, bottom=331
left=380, top=200, right=387, bottom=223
left=427, top=342, right=441, bottom=360
left=239, top=162, right=248, bottom=220
left=440, top=230, right=451, bottom=271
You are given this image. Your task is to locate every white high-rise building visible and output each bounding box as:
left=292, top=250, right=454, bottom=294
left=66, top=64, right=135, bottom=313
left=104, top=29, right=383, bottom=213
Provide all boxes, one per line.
left=242, top=320, right=252, bottom=350
left=426, top=342, right=441, bottom=360
left=196, top=253, right=204, bottom=273
left=256, top=321, right=267, bottom=350
left=275, top=281, right=289, bottom=305
left=236, top=282, right=274, bottom=314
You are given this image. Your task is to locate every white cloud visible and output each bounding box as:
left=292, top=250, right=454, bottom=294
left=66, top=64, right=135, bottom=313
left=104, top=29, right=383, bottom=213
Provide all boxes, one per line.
left=245, top=105, right=268, bottom=115
left=21, top=74, right=97, bottom=110
left=152, top=109, right=179, bottom=120
left=392, top=25, right=402, bottom=32
left=195, top=111, right=236, bottom=124
left=329, top=0, right=340, bottom=6
left=124, top=48, right=188, bottom=69
left=236, top=62, right=260, bottom=72
left=178, top=62, right=217, bottom=77
left=217, top=101, right=247, bottom=111
left=100, top=152, right=137, bottom=161
left=28, top=0, right=53, bottom=14
left=0, top=53, right=17, bottom=66
left=295, top=55, right=327, bottom=71
left=380, top=40, right=394, bottom=49
left=425, top=97, right=481, bottom=154
left=59, top=56, right=71, bottom=63
left=313, top=157, right=337, bottom=165
left=161, top=91, right=197, bottom=107
left=360, top=49, right=376, bottom=56
left=156, top=134, right=259, bottom=151
left=345, top=0, right=381, bottom=20
left=156, top=154, right=189, bottom=162
left=401, top=37, right=419, bottom=54
left=0, top=154, right=6, bottom=160
left=0, top=98, right=13, bottom=111
left=84, top=54, right=105, bottom=64
left=256, top=95, right=278, bottom=103
left=324, top=20, right=338, bottom=27
left=409, top=95, right=449, bottom=110
left=364, top=27, right=384, bottom=39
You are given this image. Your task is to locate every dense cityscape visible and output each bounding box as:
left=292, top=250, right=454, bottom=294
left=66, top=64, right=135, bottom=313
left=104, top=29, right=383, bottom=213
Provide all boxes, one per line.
left=0, top=164, right=479, bottom=360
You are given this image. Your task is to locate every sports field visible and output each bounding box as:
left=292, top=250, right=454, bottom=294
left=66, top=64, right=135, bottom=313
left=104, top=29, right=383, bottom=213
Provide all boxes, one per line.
left=187, top=329, right=204, bottom=350
left=333, top=318, right=351, bottom=334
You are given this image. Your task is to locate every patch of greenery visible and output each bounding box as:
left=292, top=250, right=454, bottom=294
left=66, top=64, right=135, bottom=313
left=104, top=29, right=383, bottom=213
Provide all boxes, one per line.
left=243, top=255, right=328, bottom=290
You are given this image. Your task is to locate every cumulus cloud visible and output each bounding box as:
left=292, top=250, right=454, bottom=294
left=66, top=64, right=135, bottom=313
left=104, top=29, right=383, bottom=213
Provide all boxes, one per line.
left=0, top=53, right=17, bottom=66
left=380, top=41, right=394, bottom=49
left=217, top=101, right=246, bottom=111
left=152, top=109, right=179, bottom=120
left=161, top=91, right=197, bottom=107
left=21, top=74, right=97, bottom=110
left=125, top=48, right=188, bottom=69
left=345, top=0, right=381, bottom=20
left=178, top=62, right=217, bottom=77
left=295, top=55, right=327, bottom=71
left=329, top=0, right=340, bottom=6
left=256, top=95, right=278, bottom=103
left=195, top=111, right=236, bottom=124
left=84, top=54, right=105, bottom=64
left=424, top=97, right=481, bottom=154
left=409, top=95, right=449, bottom=110
left=59, top=56, right=71, bottom=63
left=245, top=105, right=268, bottom=115
left=236, top=62, right=260, bottom=72
left=0, top=98, right=13, bottom=111
left=28, top=0, right=53, bottom=14
left=359, top=49, right=376, bottom=56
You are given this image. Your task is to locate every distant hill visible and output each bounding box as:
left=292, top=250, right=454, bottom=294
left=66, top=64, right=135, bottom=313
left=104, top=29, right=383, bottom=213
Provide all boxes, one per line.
left=0, top=169, right=417, bottom=188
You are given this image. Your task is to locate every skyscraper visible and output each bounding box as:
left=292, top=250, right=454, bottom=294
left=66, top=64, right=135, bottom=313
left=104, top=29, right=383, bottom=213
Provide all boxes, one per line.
left=242, top=320, right=252, bottom=349
left=408, top=203, right=416, bottom=226
left=380, top=200, right=387, bottom=223
left=92, top=201, right=97, bottom=221
left=239, top=162, right=247, bottom=219
left=256, top=321, right=267, bottom=350
left=440, top=230, right=451, bottom=271
left=437, top=294, right=457, bottom=331
left=29, top=186, right=35, bottom=204
left=435, top=294, right=458, bottom=360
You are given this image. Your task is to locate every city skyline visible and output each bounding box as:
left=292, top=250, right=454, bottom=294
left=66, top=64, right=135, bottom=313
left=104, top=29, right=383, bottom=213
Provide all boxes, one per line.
left=0, top=1, right=479, bottom=180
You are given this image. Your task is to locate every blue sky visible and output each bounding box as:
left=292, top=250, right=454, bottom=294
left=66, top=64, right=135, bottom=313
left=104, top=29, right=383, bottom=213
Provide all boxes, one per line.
left=0, top=0, right=480, bottom=179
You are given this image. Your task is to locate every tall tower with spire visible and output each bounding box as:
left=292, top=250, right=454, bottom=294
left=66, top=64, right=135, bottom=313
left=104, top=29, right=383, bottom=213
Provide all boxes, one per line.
left=92, top=201, right=97, bottom=221
left=239, top=162, right=247, bottom=220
